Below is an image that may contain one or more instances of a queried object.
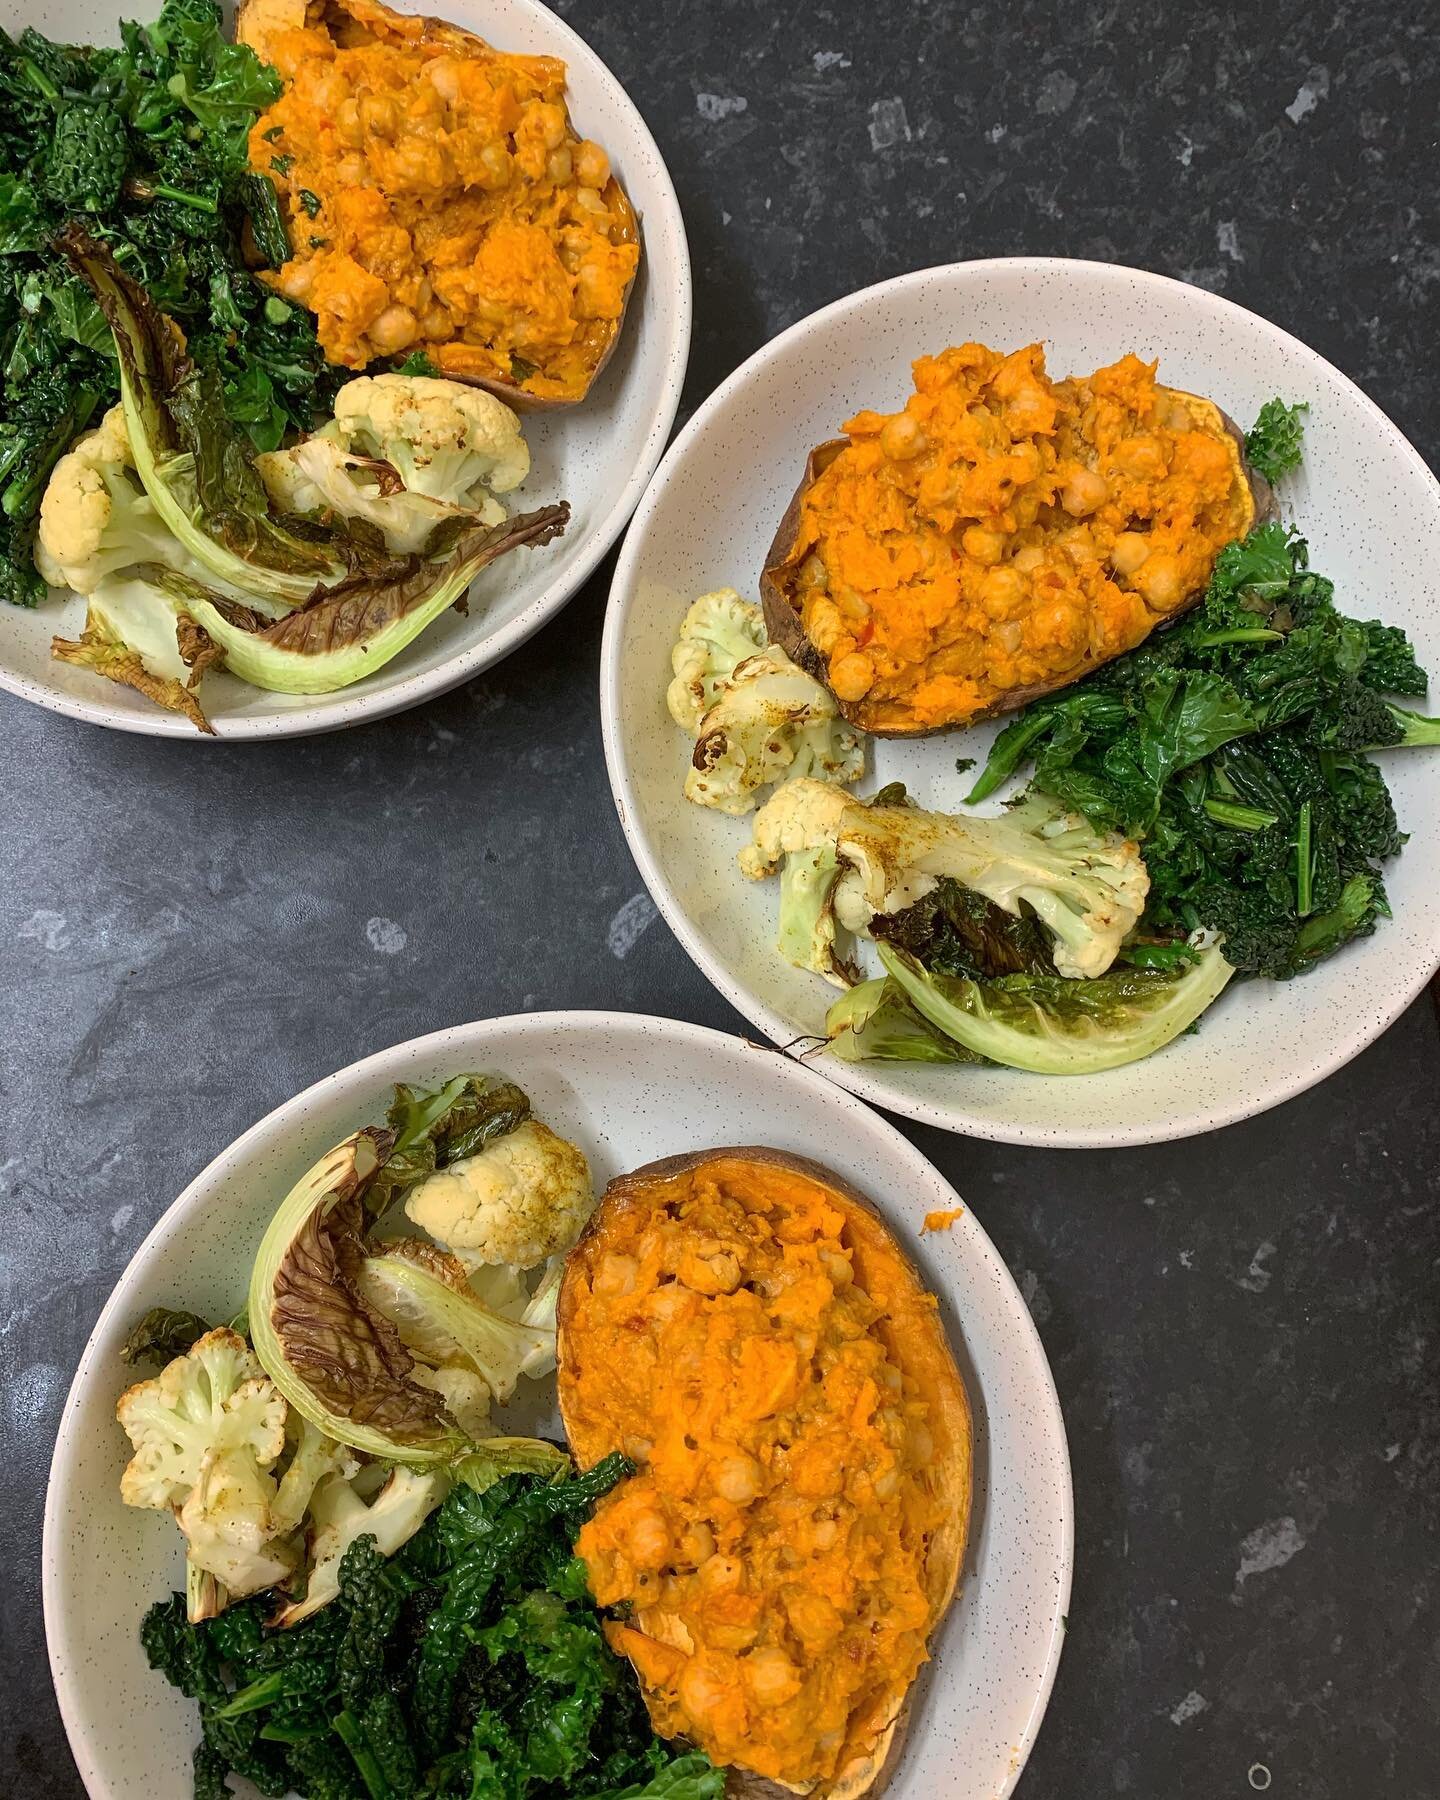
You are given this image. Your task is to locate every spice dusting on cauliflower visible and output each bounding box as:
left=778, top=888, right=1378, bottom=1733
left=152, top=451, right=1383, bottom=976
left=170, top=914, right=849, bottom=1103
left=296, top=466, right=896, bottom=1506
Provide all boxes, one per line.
left=667, top=589, right=864, bottom=815
left=403, top=1116, right=594, bottom=1267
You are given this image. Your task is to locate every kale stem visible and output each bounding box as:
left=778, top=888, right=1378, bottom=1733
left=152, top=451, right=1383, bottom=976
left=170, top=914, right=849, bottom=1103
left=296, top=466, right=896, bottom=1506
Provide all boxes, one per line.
left=21, top=57, right=60, bottom=100
left=213, top=1671, right=290, bottom=1718
left=149, top=183, right=218, bottom=213
left=965, top=712, right=1052, bottom=803
left=1203, top=798, right=1279, bottom=832
left=1295, top=799, right=1314, bottom=916
left=334, top=1710, right=394, bottom=1800
left=1191, top=627, right=1286, bottom=647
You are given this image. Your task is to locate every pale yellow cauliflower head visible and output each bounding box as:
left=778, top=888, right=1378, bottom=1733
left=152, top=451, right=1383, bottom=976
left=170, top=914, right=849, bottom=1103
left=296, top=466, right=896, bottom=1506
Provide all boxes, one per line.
left=404, top=1118, right=594, bottom=1266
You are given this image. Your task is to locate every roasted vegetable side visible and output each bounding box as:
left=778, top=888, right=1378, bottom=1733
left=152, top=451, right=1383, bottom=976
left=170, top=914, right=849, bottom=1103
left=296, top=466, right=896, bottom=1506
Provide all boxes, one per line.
left=761, top=343, right=1269, bottom=737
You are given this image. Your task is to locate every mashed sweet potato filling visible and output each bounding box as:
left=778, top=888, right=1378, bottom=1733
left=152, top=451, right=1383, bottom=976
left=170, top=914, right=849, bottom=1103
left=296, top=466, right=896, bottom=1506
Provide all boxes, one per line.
left=566, top=1160, right=948, bottom=1789
left=787, top=344, right=1255, bottom=732
left=247, top=3, right=638, bottom=397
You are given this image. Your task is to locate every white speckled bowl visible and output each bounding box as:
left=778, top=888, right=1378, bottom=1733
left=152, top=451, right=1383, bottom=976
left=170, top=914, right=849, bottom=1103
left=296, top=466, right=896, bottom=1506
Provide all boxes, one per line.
left=44, top=1012, right=1071, bottom=1800
left=602, top=260, right=1440, bottom=1147
left=0, top=0, right=690, bottom=739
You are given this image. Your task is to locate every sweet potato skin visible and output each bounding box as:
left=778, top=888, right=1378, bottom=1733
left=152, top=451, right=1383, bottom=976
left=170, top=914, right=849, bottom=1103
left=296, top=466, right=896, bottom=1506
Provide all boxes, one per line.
left=235, top=0, right=640, bottom=410
left=558, top=1146, right=972, bottom=1800
left=760, top=397, right=1275, bottom=739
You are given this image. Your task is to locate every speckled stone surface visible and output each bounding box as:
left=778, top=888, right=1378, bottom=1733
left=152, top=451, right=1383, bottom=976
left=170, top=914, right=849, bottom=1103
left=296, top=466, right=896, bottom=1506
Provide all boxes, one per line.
left=3, top=0, right=1439, bottom=1795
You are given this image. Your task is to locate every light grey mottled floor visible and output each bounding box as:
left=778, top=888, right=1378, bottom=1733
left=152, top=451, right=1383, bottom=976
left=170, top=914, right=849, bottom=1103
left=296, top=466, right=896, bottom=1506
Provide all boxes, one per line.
left=4, top=0, right=1439, bottom=1794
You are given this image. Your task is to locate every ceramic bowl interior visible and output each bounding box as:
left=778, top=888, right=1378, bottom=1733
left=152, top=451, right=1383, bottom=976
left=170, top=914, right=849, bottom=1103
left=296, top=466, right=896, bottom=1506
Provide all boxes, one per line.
left=603, top=259, right=1440, bottom=1146
left=44, top=1011, right=1071, bottom=1800
left=0, top=0, right=691, bottom=738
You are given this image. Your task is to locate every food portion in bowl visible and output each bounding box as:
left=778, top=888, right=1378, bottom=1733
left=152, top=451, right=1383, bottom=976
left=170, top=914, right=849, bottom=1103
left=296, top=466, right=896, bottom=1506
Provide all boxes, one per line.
left=238, top=0, right=639, bottom=405
left=112, top=1079, right=971, bottom=1797
left=761, top=344, right=1267, bottom=737
left=560, top=1148, right=971, bottom=1797
left=665, top=379, right=1440, bottom=1075
left=2, top=0, right=640, bottom=728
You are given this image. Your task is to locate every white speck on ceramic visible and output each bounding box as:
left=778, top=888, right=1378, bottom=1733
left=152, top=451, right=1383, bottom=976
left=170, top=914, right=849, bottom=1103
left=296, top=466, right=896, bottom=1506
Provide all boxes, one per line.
left=605, top=892, right=658, bottom=958
left=600, top=259, right=1440, bottom=1147
left=0, top=0, right=693, bottom=742
left=366, top=916, right=409, bottom=955
left=44, top=1011, right=1072, bottom=1800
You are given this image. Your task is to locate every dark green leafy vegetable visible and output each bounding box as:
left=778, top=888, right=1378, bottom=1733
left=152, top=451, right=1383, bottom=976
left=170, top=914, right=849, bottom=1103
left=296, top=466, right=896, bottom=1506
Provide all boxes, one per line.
left=1244, top=398, right=1308, bottom=485
left=120, top=1305, right=213, bottom=1367
left=367, top=1075, right=533, bottom=1216
left=868, top=875, right=1055, bottom=979
left=141, top=1462, right=724, bottom=1800
left=0, top=0, right=342, bottom=604
left=965, top=518, right=1437, bottom=978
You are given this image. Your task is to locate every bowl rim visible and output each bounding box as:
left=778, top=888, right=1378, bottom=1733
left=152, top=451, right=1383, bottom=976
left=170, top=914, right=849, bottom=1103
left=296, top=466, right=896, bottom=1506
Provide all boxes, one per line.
left=1, top=0, right=693, bottom=742
left=600, top=254, right=1440, bottom=1147
left=42, top=1007, right=1073, bottom=1800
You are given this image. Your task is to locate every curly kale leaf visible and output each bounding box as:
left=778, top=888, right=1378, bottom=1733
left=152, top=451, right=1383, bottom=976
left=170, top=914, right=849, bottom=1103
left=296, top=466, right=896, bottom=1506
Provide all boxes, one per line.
left=1244, top=397, right=1308, bottom=485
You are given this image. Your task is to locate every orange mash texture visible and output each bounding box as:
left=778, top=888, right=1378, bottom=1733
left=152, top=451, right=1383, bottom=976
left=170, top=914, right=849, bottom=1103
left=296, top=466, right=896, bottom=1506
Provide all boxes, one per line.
left=783, top=344, right=1255, bottom=733
left=566, top=1158, right=951, bottom=1789
left=247, top=8, right=638, bottom=398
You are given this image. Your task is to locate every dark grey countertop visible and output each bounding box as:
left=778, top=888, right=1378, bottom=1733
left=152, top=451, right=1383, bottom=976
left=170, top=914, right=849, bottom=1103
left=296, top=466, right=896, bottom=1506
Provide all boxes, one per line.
left=4, top=1, right=1439, bottom=1794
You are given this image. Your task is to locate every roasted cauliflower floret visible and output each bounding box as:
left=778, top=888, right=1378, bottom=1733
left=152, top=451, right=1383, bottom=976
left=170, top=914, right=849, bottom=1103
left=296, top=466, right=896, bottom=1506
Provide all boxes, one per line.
left=35, top=404, right=176, bottom=595
left=403, top=1118, right=594, bottom=1267
left=330, top=374, right=529, bottom=503
left=666, top=588, right=767, bottom=733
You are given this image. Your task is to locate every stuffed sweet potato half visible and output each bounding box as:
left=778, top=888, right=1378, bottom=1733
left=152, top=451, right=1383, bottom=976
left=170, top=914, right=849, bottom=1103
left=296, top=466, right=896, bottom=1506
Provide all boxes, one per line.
left=761, top=344, right=1274, bottom=737
left=557, top=1147, right=972, bottom=1799
left=237, top=0, right=640, bottom=409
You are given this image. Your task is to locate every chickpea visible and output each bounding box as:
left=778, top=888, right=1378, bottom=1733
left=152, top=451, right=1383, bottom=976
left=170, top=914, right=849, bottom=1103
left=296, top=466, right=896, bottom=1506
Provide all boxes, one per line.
left=531, top=100, right=568, bottom=149
left=479, top=140, right=513, bottom=190
left=1114, top=433, right=1167, bottom=479
left=681, top=1521, right=716, bottom=1566
left=421, top=303, right=452, bottom=340
left=873, top=1466, right=900, bottom=1501
left=307, top=70, right=349, bottom=115
left=276, top=263, right=315, bottom=302
left=714, top=1454, right=763, bottom=1505
left=575, top=262, right=614, bottom=317
left=1061, top=466, right=1110, bottom=517
left=575, top=138, right=611, bottom=188
left=595, top=1252, right=639, bottom=1296
left=368, top=303, right=418, bottom=355
left=546, top=144, right=574, bottom=185
left=359, top=92, right=398, bottom=138
left=335, top=96, right=364, bottom=147
left=572, top=185, right=608, bottom=215
left=832, top=583, right=871, bottom=622
left=1134, top=551, right=1184, bottom=610
left=796, top=553, right=828, bottom=590
left=426, top=57, right=462, bottom=104
left=879, top=410, right=926, bottom=462
left=678, top=1660, right=732, bottom=1727
left=745, top=1647, right=802, bottom=1707
left=806, top=596, right=846, bottom=657
left=625, top=1508, right=672, bottom=1571
left=993, top=619, right=1023, bottom=654
left=961, top=525, right=1005, bottom=566
left=1011, top=545, right=1045, bottom=574
left=829, top=650, right=876, bottom=702
left=698, top=1553, right=744, bottom=1595
left=1110, top=531, right=1150, bottom=576
left=980, top=566, right=1025, bottom=616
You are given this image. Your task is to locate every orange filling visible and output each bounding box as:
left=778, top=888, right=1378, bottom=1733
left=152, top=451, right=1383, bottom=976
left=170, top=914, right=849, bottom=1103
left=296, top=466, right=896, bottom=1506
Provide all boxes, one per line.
left=788, top=344, right=1254, bottom=732
left=248, top=14, right=638, bottom=397
left=568, top=1161, right=946, bottom=1788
